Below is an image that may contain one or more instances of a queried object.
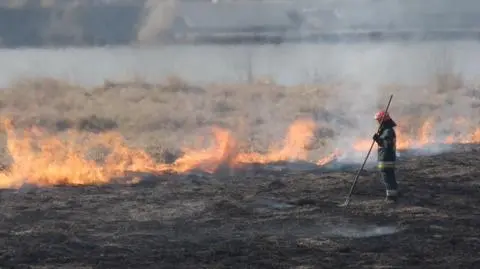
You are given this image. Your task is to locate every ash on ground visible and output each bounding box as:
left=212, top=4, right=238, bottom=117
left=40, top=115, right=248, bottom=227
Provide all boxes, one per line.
left=0, top=143, right=479, bottom=268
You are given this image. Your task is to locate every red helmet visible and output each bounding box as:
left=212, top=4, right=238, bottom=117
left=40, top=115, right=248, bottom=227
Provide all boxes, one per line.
left=374, top=111, right=391, bottom=122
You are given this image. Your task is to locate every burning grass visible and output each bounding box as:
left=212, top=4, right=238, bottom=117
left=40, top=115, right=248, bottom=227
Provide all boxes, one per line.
left=1, top=76, right=480, bottom=188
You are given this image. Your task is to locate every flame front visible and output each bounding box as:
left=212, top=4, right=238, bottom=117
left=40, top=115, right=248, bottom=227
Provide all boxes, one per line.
left=0, top=117, right=479, bottom=188
left=352, top=117, right=480, bottom=152
left=0, top=118, right=324, bottom=188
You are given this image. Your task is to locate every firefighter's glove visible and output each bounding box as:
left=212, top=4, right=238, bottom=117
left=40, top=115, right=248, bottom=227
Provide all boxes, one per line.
left=372, top=133, right=380, bottom=142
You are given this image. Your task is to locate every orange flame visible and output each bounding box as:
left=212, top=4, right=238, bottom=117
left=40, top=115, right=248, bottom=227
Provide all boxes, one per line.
left=173, top=127, right=239, bottom=173
left=352, top=117, right=480, bottom=151
left=0, top=117, right=479, bottom=188
left=232, top=119, right=317, bottom=164
left=0, top=118, right=333, bottom=188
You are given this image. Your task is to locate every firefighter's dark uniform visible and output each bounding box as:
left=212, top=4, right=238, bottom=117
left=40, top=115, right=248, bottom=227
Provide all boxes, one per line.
left=373, top=119, right=398, bottom=200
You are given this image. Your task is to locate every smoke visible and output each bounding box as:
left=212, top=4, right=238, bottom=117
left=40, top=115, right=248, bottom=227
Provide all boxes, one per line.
left=1, top=0, right=480, bottom=166
left=137, top=0, right=177, bottom=44
left=301, top=0, right=480, bottom=160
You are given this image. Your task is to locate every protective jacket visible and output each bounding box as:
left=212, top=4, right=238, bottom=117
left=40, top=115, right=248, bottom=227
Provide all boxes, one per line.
left=374, top=119, right=397, bottom=170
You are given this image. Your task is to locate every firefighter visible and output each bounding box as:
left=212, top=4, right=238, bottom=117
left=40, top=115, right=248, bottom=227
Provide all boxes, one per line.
left=372, top=111, right=399, bottom=202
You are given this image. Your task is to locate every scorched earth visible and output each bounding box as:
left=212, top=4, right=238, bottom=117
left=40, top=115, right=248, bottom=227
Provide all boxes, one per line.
left=0, top=78, right=479, bottom=268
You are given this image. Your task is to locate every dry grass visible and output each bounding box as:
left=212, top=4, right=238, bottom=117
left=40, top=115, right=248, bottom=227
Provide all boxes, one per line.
left=0, top=77, right=333, bottom=156
left=1, top=73, right=480, bottom=268
left=0, top=74, right=479, bottom=162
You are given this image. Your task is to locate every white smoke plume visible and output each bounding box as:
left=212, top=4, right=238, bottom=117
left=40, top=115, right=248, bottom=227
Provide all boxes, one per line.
left=1, top=0, right=480, bottom=167
left=137, top=0, right=177, bottom=44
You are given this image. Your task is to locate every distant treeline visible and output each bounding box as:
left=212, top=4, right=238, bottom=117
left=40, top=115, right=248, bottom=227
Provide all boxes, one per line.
left=2, top=2, right=480, bottom=47
left=0, top=5, right=143, bottom=47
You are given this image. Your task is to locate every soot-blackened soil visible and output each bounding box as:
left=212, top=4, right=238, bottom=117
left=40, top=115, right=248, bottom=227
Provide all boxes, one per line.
left=0, top=146, right=480, bottom=269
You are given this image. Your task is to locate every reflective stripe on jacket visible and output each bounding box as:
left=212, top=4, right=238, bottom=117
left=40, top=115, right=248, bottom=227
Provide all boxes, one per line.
left=378, top=161, right=395, bottom=169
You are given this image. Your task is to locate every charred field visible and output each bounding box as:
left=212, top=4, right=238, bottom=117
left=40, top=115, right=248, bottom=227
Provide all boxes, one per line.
left=0, top=76, right=480, bottom=268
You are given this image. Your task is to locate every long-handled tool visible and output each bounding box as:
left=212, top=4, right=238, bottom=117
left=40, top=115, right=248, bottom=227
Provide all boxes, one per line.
left=340, top=94, right=393, bottom=207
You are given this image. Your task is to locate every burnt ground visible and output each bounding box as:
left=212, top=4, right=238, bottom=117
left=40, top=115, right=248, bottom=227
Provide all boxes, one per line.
left=0, top=145, right=479, bottom=269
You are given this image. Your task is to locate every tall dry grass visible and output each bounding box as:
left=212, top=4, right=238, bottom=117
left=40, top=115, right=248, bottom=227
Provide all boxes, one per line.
left=0, top=74, right=479, bottom=163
